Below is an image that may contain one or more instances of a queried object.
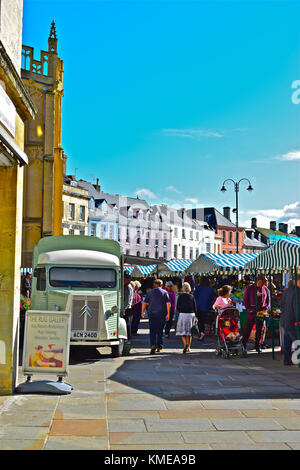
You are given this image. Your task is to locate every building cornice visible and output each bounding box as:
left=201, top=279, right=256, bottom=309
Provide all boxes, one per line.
left=0, top=41, right=36, bottom=120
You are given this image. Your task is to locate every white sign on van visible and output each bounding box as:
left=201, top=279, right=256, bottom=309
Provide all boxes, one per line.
left=22, top=311, right=71, bottom=377
left=0, top=86, right=16, bottom=137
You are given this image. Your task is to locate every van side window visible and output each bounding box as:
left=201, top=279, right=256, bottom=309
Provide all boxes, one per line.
left=36, top=268, right=46, bottom=291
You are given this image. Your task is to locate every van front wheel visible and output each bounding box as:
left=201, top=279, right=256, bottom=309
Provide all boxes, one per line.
left=111, top=339, right=124, bottom=357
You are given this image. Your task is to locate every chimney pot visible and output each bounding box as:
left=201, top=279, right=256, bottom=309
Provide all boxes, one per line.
left=270, top=221, right=277, bottom=231
left=251, top=218, right=257, bottom=229
left=295, top=226, right=300, bottom=237
left=223, top=207, right=231, bottom=220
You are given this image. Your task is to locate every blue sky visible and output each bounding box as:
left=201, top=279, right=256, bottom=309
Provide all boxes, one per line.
left=22, top=0, right=300, bottom=228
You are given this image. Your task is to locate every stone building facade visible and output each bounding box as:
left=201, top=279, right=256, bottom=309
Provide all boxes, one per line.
left=0, top=0, right=36, bottom=394
left=21, top=22, right=66, bottom=267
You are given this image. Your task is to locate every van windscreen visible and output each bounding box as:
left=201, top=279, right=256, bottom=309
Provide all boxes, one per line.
left=49, top=267, right=116, bottom=288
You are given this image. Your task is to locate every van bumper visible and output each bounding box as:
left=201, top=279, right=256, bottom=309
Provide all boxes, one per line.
left=70, top=339, right=124, bottom=347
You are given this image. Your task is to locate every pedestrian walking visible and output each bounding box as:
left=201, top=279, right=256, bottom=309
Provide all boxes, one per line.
left=242, top=274, right=270, bottom=354
left=176, top=282, right=197, bottom=353
left=280, top=279, right=299, bottom=365
left=213, top=285, right=233, bottom=310
left=131, top=281, right=142, bottom=335
left=193, top=276, right=214, bottom=341
left=22, top=272, right=32, bottom=298
left=141, top=279, right=171, bottom=354
left=164, top=281, right=176, bottom=338
left=123, top=272, right=134, bottom=340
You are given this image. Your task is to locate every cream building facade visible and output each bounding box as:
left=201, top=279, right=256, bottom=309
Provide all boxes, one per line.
left=62, top=176, right=90, bottom=236
left=0, top=0, right=36, bottom=394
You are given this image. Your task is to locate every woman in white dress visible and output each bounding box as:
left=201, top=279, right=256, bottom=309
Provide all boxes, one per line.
left=176, top=282, right=197, bottom=353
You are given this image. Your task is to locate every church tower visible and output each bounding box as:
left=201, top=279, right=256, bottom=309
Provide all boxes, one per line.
left=21, top=22, right=66, bottom=267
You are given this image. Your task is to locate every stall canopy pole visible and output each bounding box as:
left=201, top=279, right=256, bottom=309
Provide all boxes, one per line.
left=294, top=267, right=300, bottom=368
left=269, top=269, right=275, bottom=360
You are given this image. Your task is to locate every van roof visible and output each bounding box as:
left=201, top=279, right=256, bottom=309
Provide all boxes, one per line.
left=37, top=250, right=120, bottom=267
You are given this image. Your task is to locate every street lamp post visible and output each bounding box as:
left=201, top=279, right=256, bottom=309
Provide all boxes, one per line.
left=220, top=178, right=254, bottom=254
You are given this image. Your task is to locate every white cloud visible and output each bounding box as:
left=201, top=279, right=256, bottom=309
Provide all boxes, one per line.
left=276, top=150, right=300, bottom=161
left=185, top=198, right=198, bottom=205
left=244, top=201, right=300, bottom=230
left=166, top=185, right=181, bottom=194
left=161, top=128, right=224, bottom=139
left=135, top=188, right=157, bottom=199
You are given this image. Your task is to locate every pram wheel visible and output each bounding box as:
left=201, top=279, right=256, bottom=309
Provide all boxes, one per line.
left=215, top=349, right=222, bottom=357
left=222, top=350, right=230, bottom=359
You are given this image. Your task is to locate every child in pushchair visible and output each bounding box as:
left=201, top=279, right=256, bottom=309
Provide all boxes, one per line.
left=215, top=307, right=247, bottom=358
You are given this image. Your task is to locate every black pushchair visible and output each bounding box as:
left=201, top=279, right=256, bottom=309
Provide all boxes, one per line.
left=215, top=307, right=247, bottom=359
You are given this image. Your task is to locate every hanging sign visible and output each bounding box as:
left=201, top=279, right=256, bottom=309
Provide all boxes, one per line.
left=22, top=310, right=71, bottom=377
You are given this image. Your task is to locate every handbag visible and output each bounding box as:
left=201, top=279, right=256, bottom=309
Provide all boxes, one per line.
left=191, top=322, right=200, bottom=338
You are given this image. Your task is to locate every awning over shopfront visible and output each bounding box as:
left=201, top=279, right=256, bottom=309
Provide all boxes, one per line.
left=0, top=124, right=28, bottom=166
left=184, top=252, right=260, bottom=274
left=244, top=238, right=300, bottom=270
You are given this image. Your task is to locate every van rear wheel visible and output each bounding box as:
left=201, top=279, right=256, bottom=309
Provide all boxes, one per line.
left=111, top=339, right=124, bottom=357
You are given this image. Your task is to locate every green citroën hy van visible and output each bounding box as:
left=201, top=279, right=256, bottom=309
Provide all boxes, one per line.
left=30, top=236, right=127, bottom=356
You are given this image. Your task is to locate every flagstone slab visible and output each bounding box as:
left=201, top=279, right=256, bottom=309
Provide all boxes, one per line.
left=108, top=419, right=146, bottom=432
left=211, top=418, right=284, bottom=431
left=159, top=409, right=243, bottom=419
left=107, top=410, right=161, bottom=420
left=0, top=410, right=53, bottom=427
left=248, top=430, right=300, bottom=443
left=273, top=418, right=300, bottom=430
left=0, top=439, right=45, bottom=450
left=0, top=425, right=48, bottom=440
left=110, top=444, right=211, bottom=450
left=54, top=404, right=106, bottom=420
left=50, top=419, right=107, bottom=436
left=107, top=393, right=167, bottom=411
left=182, top=431, right=254, bottom=444
left=44, top=436, right=109, bottom=450
left=145, top=418, right=214, bottom=432
left=241, top=409, right=299, bottom=418
left=211, top=443, right=291, bottom=450
left=201, top=400, right=275, bottom=410
left=5, top=396, right=59, bottom=411
left=109, top=431, right=183, bottom=445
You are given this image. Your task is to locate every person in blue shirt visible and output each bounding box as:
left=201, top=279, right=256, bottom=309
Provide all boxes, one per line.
left=193, top=276, right=215, bottom=341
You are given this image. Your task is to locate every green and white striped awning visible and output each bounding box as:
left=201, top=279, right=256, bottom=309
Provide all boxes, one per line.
left=183, top=252, right=260, bottom=274
left=21, top=268, right=32, bottom=275
left=244, top=237, right=300, bottom=270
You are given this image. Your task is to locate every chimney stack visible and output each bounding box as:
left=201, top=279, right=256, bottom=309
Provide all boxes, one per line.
left=223, top=207, right=231, bottom=221
left=279, top=223, right=288, bottom=234
left=270, top=221, right=277, bottom=231
left=93, top=178, right=101, bottom=192
left=295, top=226, right=300, bottom=237
left=251, top=218, right=257, bottom=229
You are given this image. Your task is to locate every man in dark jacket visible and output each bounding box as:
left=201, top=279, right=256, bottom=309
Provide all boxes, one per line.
left=280, top=280, right=300, bottom=365
left=141, top=279, right=170, bottom=354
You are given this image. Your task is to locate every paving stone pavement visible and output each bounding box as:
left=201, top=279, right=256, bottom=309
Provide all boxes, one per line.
left=1, top=319, right=300, bottom=450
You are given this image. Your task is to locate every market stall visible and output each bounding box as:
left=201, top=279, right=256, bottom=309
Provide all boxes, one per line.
left=129, top=264, right=157, bottom=277
left=244, top=237, right=300, bottom=361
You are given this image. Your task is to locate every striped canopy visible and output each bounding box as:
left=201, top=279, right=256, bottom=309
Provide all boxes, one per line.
left=158, top=259, right=193, bottom=273
left=130, top=265, right=157, bottom=277
left=21, top=268, right=32, bottom=275
left=244, top=238, right=300, bottom=270
left=124, top=266, right=134, bottom=274
left=184, top=252, right=260, bottom=274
